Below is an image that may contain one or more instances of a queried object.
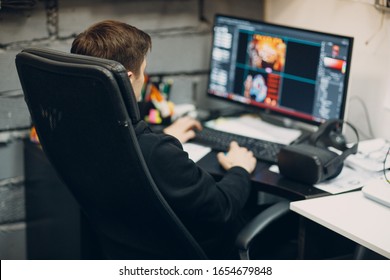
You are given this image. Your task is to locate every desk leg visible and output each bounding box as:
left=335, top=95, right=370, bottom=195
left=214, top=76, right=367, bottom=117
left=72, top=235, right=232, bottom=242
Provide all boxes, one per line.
left=297, top=216, right=309, bottom=259
left=297, top=216, right=326, bottom=259
left=353, top=245, right=387, bottom=260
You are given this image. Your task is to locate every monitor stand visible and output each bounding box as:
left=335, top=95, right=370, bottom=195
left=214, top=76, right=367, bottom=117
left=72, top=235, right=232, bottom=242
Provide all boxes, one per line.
left=258, top=112, right=318, bottom=144
left=260, top=111, right=317, bottom=132
left=201, top=106, right=318, bottom=144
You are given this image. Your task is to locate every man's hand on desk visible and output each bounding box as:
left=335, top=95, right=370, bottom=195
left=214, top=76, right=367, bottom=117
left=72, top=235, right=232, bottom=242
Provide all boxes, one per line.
left=163, top=116, right=202, bottom=143
left=217, top=141, right=257, bottom=174
left=163, top=116, right=257, bottom=173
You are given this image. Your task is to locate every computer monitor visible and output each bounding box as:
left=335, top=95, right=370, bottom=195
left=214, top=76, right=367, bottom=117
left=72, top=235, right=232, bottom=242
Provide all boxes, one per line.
left=207, top=14, right=354, bottom=127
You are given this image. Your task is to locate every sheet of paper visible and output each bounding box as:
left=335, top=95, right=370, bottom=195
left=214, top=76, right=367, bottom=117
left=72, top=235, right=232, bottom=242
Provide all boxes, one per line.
left=268, top=164, right=378, bottom=195
left=182, top=143, right=211, bottom=163
left=313, top=166, right=377, bottom=194
left=205, top=115, right=301, bottom=145
left=345, top=138, right=390, bottom=172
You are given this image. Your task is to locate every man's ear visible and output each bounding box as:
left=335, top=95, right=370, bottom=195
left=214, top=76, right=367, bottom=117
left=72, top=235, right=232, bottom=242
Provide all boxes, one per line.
left=127, top=71, right=134, bottom=83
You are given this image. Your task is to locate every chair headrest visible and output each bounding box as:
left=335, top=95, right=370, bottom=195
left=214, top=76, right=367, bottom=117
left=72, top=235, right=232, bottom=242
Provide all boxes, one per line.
left=18, top=47, right=141, bottom=123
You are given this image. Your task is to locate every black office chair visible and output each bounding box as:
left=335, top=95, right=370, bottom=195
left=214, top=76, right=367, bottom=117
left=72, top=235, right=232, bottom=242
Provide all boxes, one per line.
left=15, top=47, right=291, bottom=260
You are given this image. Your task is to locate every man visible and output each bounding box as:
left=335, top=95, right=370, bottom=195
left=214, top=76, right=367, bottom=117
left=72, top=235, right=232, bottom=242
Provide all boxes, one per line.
left=71, top=20, right=257, bottom=259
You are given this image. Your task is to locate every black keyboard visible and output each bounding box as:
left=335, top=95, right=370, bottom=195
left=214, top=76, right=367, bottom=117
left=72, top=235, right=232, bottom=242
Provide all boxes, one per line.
left=193, top=127, right=285, bottom=164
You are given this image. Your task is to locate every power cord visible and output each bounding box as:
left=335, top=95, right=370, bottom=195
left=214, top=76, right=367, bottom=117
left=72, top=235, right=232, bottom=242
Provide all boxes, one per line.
left=347, top=96, right=375, bottom=139
left=384, top=146, right=390, bottom=184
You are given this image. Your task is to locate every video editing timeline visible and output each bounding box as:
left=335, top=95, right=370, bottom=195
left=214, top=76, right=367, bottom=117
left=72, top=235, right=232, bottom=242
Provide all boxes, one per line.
left=208, top=15, right=353, bottom=125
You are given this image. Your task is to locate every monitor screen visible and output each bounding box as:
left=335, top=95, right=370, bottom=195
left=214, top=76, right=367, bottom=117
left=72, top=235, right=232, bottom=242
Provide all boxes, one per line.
left=207, top=14, right=354, bottom=126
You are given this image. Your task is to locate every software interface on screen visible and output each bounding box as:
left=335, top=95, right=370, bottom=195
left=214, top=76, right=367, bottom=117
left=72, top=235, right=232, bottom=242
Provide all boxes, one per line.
left=207, top=15, right=354, bottom=126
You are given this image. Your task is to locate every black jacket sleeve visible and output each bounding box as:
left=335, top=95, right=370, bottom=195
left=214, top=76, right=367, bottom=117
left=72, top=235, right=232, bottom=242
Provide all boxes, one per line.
left=138, top=132, right=252, bottom=231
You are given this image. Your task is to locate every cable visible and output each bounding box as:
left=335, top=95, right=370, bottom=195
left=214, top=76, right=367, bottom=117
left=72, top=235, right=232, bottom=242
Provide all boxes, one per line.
left=365, top=9, right=385, bottom=45
left=384, top=146, right=390, bottom=184
left=337, top=0, right=386, bottom=46
left=347, top=96, right=375, bottom=139
left=198, top=0, right=211, bottom=25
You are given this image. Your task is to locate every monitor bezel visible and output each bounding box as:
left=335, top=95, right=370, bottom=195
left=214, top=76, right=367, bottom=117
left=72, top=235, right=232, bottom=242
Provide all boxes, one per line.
left=207, top=14, right=354, bottom=127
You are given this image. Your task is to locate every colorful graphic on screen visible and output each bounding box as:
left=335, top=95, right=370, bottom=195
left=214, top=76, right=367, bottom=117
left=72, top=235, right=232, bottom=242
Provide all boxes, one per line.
left=323, top=57, right=347, bottom=74
left=247, top=34, right=286, bottom=72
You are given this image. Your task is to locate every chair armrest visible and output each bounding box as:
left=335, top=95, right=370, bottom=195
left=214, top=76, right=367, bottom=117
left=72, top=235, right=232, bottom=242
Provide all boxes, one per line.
left=235, top=200, right=290, bottom=259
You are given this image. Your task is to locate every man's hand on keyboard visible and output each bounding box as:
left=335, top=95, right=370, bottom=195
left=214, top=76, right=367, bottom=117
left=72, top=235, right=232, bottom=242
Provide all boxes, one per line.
left=163, top=116, right=202, bottom=143
left=217, top=141, right=257, bottom=174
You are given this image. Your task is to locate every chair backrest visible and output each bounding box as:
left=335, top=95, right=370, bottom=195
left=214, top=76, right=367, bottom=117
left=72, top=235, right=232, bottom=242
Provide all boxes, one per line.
left=15, top=47, right=207, bottom=259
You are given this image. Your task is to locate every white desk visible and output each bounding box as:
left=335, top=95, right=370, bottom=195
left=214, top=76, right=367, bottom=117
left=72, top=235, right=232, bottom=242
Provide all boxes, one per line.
left=290, top=191, right=390, bottom=259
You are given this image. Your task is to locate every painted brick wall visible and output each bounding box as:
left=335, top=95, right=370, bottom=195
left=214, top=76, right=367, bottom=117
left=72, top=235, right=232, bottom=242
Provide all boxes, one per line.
left=0, top=0, right=264, bottom=259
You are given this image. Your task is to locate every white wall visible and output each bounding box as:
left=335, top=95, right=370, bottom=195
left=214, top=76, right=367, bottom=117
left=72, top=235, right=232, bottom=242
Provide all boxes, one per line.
left=265, top=0, right=390, bottom=140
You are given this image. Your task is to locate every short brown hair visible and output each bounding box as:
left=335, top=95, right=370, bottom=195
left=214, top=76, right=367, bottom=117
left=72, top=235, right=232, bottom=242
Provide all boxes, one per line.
left=71, top=20, right=151, bottom=77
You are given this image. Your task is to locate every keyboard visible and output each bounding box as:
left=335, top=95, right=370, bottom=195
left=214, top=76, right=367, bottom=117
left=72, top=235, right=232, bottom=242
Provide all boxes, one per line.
left=193, top=127, right=285, bottom=164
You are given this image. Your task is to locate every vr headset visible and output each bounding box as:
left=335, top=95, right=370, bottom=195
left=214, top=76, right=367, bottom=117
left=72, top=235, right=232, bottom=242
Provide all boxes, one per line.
left=277, top=119, right=359, bottom=185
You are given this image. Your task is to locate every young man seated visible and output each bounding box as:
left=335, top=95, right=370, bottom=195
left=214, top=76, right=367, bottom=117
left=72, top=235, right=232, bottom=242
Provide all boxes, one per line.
left=71, top=20, right=257, bottom=259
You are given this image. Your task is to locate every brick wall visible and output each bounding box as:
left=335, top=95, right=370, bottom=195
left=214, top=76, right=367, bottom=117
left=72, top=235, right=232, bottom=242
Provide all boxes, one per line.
left=0, top=0, right=264, bottom=259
